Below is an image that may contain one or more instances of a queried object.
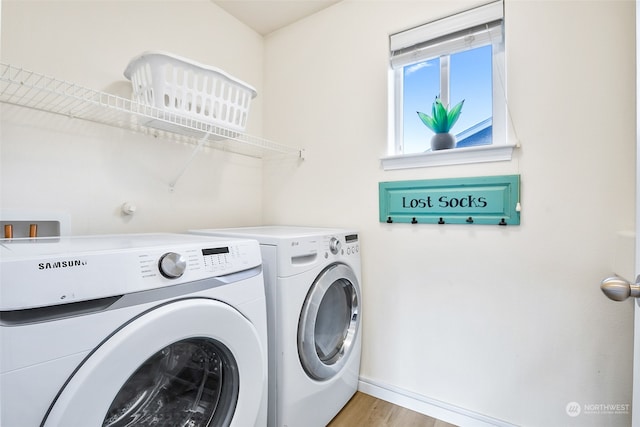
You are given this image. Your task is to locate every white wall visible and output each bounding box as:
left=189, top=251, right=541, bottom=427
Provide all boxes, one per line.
left=1, top=0, right=265, bottom=234
left=263, top=1, right=636, bottom=426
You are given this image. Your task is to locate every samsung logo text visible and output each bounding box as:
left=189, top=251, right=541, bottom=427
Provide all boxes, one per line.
left=38, top=260, right=88, bottom=270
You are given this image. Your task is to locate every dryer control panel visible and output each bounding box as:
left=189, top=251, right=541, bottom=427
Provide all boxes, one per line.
left=344, top=233, right=360, bottom=256
left=322, top=233, right=359, bottom=259
left=275, top=231, right=361, bottom=278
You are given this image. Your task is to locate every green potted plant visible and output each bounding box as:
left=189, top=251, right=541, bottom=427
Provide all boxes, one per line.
left=417, top=97, right=465, bottom=151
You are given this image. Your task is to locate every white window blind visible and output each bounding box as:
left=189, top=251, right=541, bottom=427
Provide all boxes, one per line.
left=390, top=1, right=504, bottom=69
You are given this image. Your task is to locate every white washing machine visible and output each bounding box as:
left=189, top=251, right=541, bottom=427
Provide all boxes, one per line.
left=189, top=226, right=362, bottom=427
left=0, top=233, right=268, bottom=427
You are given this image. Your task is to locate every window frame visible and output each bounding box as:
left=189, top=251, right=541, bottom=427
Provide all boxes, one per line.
left=383, top=1, right=516, bottom=170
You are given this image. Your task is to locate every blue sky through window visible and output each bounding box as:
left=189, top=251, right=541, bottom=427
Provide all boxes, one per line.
left=402, top=45, right=493, bottom=153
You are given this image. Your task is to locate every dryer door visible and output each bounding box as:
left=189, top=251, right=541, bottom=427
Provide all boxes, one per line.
left=298, top=263, right=361, bottom=380
left=42, top=298, right=265, bottom=427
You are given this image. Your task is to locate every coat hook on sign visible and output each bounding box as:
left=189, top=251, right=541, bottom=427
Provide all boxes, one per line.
left=438, top=217, right=445, bottom=224
left=466, top=217, right=474, bottom=223
left=386, top=216, right=393, bottom=223
left=499, top=218, right=507, bottom=226
left=411, top=217, right=418, bottom=224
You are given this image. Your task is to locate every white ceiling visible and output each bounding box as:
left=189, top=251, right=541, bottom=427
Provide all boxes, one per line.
left=212, top=0, right=342, bottom=36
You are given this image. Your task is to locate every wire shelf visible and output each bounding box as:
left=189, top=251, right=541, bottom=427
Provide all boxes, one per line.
left=0, top=63, right=303, bottom=160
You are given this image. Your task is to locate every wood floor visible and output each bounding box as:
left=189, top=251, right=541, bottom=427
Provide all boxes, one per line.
left=327, top=392, right=458, bottom=427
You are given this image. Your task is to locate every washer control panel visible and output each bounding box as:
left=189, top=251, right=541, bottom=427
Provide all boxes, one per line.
left=0, top=235, right=262, bottom=311
left=201, top=245, right=244, bottom=273
left=140, top=243, right=255, bottom=280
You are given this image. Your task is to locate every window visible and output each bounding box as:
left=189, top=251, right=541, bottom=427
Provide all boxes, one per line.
left=384, top=1, right=514, bottom=170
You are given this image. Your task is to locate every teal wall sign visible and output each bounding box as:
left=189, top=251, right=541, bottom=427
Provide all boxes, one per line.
left=379, top=175, right=520, bottom=225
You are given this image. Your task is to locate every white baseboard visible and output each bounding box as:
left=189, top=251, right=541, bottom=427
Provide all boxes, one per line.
left=357, top=376, right=518, bottom=427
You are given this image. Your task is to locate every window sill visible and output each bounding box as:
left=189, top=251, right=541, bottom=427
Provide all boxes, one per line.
left=380, top=144, right=518, bottom=170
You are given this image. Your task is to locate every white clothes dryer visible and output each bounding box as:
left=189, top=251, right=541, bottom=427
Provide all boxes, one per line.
left=0, top=233, right=268, bottom=427
left=189, top=226, right=362, bottom=427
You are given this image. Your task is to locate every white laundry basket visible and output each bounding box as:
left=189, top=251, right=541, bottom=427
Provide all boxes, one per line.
left=124, top=51, right=257, bottom=132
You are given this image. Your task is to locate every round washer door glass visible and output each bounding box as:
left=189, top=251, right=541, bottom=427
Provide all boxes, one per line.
left=103, top=337, right=237, bottom=427
left=298, top=263, right=360, bottom=380
left=42, top=299, right=265, bottom=427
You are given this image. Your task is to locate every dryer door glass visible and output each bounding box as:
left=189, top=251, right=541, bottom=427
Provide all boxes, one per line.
left=298, top=263, right=360, bottom=380
left=103, top=338, right=238, bottom=427
left=315, top=279, right=353, bottom=362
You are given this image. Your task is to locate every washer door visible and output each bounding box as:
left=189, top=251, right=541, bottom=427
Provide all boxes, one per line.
left=42, top=298, right=265, bottom=427
left=298, top=263, right=360, bottom=381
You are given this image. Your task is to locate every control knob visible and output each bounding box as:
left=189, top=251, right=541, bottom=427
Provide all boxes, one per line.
left=159, top=252, right=187, bottom=279
left=329, top=237, right=342, bottom=255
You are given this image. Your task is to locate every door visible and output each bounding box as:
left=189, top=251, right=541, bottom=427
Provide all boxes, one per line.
left=298, top=263, right=360, bottom=381
left=600, top=4, right=640, bottom=424
left=42, top=299, right=266, bottom=427
left=601, top=272, right=640, bottom=424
